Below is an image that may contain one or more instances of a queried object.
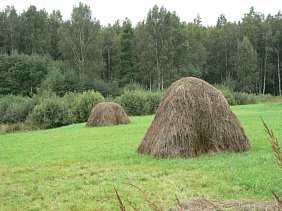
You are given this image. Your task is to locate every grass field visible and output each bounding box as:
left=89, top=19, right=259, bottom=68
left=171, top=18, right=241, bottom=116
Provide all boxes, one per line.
left=0, top=103, right=281, bottom=210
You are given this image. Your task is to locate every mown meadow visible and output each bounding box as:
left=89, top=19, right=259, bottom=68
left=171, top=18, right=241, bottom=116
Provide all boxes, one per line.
left=0, top=103, right=281, bottom=210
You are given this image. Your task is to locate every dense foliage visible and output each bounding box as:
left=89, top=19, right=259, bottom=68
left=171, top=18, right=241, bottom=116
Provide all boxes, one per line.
left=116, top=90, right=164, bottom=115
left=0, top=53, right=49, bottom=96
left=0, top=95, right=32, bottom=123
left=72, top=90, right=105, bottom=122
left=0, top=4, right=281, bottom=96
left=0, top=89, right=275, bottom=131
left=28, top=95, right=74, bottom=129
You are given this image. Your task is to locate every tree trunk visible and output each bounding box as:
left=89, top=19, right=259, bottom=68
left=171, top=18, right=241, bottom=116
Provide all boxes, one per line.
left=161, top=67, right=164, bottom=90
left=155, top=41, right=160, bottom=90
left=263, top=50, right=267, bottom=95
left=149, top=75, right=152, bottom=91
left=278, top=52, right=281, bottom=95
left=225, top=41, right=228, bottom=81
left=107, top=48, right=111, bottom=81
left=259, top=59, right=263, bottom=94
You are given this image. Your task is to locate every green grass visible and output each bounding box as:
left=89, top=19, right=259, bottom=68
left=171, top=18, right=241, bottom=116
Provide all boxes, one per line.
left=0, top=103, right=282, bottom=210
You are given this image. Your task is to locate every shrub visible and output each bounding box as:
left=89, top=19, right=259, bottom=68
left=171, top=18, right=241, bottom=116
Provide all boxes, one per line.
left=146, top=92, right=164, bottom=114
left=0, top=95, right=13, bottom=123
left=0, top=95, right=32, bottom=123
left=256, top=94, right=272, bottom=103
left=62, top=92, right=79, bottom=109
left=40, top=61, right=85, bottom=97
left=215, top=84, right=236, bottom=105
left=118, top=90, right=164, bottom=116
left=118, top=90, right=147, bottom=116
left=28, top=95, right=74, bottom=129
left=233, top=92, right=256, bottom=105
left=72, top=90, right=104, bottom=122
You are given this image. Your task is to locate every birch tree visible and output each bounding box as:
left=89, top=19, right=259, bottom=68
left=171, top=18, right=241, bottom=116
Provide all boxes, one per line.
left=59, top=3, right=103, bottom=79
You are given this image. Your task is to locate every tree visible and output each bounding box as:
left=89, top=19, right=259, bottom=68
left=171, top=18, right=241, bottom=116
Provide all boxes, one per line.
left=205, top=15, right=239, bottom=85
left=41, top=62, right=82, bottom=96
left=48, top=10, right=63, bottom=60
left=275, top=14, right=282, bottom=95
left=261, top=19, right=273, bottom=94
left=116, top=18, right=135, bottom=86
left=184, top=22, right=207, bottom=79
left=241, top=7, right=265, bottom=93
left=0, top=53, right=49, bottom=96
left=216, top=14, right=227, bottom=28
left=194, top=13, right=202, bottom=25
left=134, top=21, right=155, bottom=90
left=58, top=3, right=103, bottom=79
left=18, top=6, right=50, bottom=55
left=0, top=6, right=19, bottom=54
left=101, top=21, right=121, bottom=82
left=269, top=11, right=282, bottom=95
left=235, top=36, right=259, bottom=93
left=144, top=5, right=188, bottom=90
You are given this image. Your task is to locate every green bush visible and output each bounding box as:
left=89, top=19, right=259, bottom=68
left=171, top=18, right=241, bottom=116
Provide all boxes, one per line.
left=62, top=92, right=79, bottom=109
left=0, top=95, right=32, bottom=123
left=146, top=92, right=164, bottom=114
left=118, top=90, right=147, bottom=116
left=118, top=90, right=163, bottom=116
left=215, top=84, right=236, bottom=105
left=72, top=90, right=104, bottom=122
left=215, top=84, right=274, bottom=105
left=233, top=92, right=272, bottom=105
left=233, top=92, right=256, bottom=105
left=28, top=95, right=74, bottom=129
left=255, top=94, right=272, bottom=103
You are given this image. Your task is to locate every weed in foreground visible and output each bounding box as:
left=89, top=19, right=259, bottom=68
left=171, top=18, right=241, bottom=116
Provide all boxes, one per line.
left=261, top=117, right=282, bottom=208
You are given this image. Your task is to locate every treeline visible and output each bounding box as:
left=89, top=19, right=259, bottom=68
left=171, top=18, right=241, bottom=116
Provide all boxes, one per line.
left=0, top=3, right=282, bottom=96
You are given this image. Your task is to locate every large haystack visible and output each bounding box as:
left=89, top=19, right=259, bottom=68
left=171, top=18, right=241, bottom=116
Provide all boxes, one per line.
left=138, top=77, right=251, bottom=158
left=86, top=102, right=130, bottom=127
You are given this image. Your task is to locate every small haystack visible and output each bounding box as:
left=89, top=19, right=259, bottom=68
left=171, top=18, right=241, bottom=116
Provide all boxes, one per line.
left=86, top=102, right=130, bottom=127
left=138, top=77, right=251, bottom=158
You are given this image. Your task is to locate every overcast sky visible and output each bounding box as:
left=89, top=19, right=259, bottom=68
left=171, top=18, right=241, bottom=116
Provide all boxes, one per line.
left=0, top=0, right=281, bottom=26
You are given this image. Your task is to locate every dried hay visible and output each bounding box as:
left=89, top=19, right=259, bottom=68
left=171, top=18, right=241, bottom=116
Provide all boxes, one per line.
left=172, top=198, right=280, bottom=211
left=86, top=102, right=130, bottom=127
left=138, top=77, right=251, bottom=158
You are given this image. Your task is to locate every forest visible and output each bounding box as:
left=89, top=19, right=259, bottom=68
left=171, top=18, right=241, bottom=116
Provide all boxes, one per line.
left=0, top=3, right=282, bottom=97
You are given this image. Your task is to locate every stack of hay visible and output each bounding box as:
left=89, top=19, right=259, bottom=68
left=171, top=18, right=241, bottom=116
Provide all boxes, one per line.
left=138, top=77, right=251, bottom=158
left=86, top=102, right=130, bottom=127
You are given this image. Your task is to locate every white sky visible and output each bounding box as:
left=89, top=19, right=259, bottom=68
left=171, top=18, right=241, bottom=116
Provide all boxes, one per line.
left=0, top=0, right=281, bottom=26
